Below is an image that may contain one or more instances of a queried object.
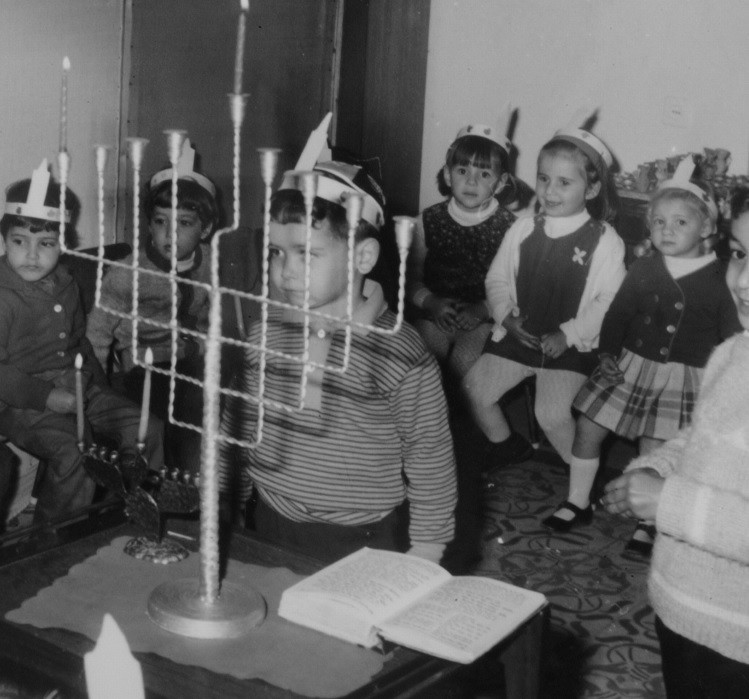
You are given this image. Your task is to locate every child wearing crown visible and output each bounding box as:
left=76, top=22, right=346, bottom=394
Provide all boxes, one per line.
left=86, top=139, right=218, bottom=475
left=218, top=124, right=457, bottom=564
left=0, top=161, right=164, bottom=522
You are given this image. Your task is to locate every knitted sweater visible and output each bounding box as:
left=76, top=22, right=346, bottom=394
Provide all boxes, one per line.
left=625, top=331, right=749, bottom=663
left=86, top=244, right=211, bottom=371
left=219, top=282, right=457, bottom=548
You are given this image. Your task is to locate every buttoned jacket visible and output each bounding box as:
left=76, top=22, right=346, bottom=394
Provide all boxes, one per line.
left=599, top=253, right=740, bottom=367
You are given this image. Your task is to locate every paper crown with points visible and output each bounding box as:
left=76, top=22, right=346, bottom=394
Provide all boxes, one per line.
left=551, top=110, right=613, bottom=173
left=278, top=112, right=385, bottom=229
left=453, top=124, right=511, bottom=155
left=657, top=156, right=718, bottom=219
left=149, top=138, right=216, bottom=198
left=3, top=159, right=71, bottom=223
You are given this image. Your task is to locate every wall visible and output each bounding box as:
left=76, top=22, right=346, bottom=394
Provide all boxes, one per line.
left=0, top=0, right=125, bottom=248
left=420, top=0, right=749, bottom=209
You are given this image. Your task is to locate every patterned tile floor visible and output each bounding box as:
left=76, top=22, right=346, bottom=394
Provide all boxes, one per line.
left=447, top=399, right=666, bottom=699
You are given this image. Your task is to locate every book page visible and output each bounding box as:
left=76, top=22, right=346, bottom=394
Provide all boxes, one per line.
left=284, top=548, right=451, bottom=621
left=378, top=576, right=546, bottom=663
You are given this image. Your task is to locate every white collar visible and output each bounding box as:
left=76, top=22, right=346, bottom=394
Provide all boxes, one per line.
left=663, top=251, right=716, bottom=279
left=448, top=196, right=499, bottom=225
left=542, top=210, right=591, bottom=238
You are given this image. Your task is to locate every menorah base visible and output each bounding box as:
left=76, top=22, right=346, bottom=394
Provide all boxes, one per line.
left=123, top=536, right=190, bottom=565
left=147, top=577, right=267, bottom=639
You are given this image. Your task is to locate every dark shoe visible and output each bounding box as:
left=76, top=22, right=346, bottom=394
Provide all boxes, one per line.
left=482, top=433, right=535, bottom=473
left=542, top=500, right=593, bottom=531
left=626, top=521, right=656, bottom=556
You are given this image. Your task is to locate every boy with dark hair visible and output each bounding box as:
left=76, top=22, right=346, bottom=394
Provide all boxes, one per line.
left=0, top=160, right=163, bottom=522
left=86, top=139, right=218, bottom=475
left=219, top=153, right=457, bottom=565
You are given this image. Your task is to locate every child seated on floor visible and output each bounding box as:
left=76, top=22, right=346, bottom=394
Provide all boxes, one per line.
left=218, top=149, right=457, bottom=565
left=0, top=160, right=163, bottom=522
left=86, top=139, right=217, bottom=476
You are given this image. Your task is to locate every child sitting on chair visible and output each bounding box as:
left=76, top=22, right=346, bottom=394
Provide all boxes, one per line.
left=0, top=161, right=163, bottom=522
left=219, top=145, right=457, bottom=564
left=86, top=139, right=217, bottom=475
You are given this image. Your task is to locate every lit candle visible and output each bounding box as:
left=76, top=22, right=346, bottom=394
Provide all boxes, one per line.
left=84, top=614, right=144, bottom=699
left=75, top=353, right=84, bottom=447
left=137, top=348, right=153, bottom=445
left=233, top=0, right=249, bottom=94
left=60, top=56, right=70, bottom=152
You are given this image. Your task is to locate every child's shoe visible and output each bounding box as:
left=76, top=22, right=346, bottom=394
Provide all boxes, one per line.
left=626, top=521, right=656, bottom=556
left=481, top=432, right=535, bottom=475
left=542, top=501, right=593, bottom=532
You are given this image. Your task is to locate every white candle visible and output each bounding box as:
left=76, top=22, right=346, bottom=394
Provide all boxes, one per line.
left=233, top=0, right=249, bottom=94
left=84, top=614, right=145, bottom=699
left=75, top=353, right=84, bottom=445
left=60, top=57, right=70, bottom=152
left=138, top=348, right=153, bottom=445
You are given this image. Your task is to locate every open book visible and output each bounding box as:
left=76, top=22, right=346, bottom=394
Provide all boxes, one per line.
left=278, top=547, right=547, bottom=664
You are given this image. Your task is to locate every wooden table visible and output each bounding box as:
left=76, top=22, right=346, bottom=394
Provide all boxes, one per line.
left=0, top=509, right=547, bottom=698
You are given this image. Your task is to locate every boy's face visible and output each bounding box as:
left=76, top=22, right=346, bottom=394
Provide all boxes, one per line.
left=149, top=206, right=208, bottom=261
left=269, top=219, right=362, bottom=318
left=4, top=225, right=61, bottom=283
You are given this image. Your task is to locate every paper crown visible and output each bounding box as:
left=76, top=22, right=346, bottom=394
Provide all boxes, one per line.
left=3, top=159, right=71, bottom=223
left=552, top=127, right=613, bottom=171
left=149, top=138, right=216, bottom=197
left=453, top=124, right=511, bottom=155
left=279, top=113, right=385, bottom=229
left=657, top=156, right=718, bottom=219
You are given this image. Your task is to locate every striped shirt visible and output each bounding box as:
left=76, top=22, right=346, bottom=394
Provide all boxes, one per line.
left=219, top=287, right=457, bottom=547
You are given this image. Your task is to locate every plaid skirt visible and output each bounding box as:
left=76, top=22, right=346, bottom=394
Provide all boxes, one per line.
left=573, top=349, right=703, bottom=441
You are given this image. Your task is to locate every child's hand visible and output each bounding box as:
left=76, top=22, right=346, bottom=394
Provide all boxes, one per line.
left=601, top=468, right=664, bottom=521
left=502, top=313, right=540, bottom=349
left=424, top=296, right=459, bottom=332
left=454, top=301, right=488, bottom=331
left=46, top=387, right=77, bottom=414
left=540, top=329, right=568, bottom=358
left=599, top=353, right=624, bottom=385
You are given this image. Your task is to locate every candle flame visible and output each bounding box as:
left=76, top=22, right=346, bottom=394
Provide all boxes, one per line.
left=75, top=352, right=83, bottom=369
left=145, top=347, right=154, bottom=364
left=63, top=56, right=70, bottom=71
left=240, top=0, right=249, bottom=11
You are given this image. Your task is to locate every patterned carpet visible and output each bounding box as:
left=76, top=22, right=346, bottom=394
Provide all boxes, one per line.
left=446, top=399, right=666, bottom=699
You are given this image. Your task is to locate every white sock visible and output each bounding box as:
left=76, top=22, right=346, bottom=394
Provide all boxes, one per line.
left=553, top=456, right=599, bottom=522
left=568, top=455, right=599, bottom=509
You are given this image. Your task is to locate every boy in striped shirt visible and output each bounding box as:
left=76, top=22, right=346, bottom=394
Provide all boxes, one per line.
left=219, top=161, right=457, bottom=564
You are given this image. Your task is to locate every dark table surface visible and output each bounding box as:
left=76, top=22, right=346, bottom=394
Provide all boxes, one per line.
left=0, top=507, right=478, bottom=699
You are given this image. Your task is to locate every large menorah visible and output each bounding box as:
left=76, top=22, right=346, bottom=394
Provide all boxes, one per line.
left=52, top=9, right=414, bottom=639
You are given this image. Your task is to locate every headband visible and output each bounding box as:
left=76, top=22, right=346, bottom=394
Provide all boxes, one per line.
left=149, top=138, right=216, bottom=197
left=452, top=123, right=511, bottom=156
left=657, top=157, right=718, bottom=219
left=552, top=127, right=613, bottom=171
left=3, top=159, right=71, bottom=223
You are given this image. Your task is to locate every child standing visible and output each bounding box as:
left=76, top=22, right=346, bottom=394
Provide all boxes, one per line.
left=551, top=162, right=741, bottom=539
left=463, top=127, right=626, bottom=472
left=86, top=140, right=217, bottom=475
left=0, top=161, right=163, bottom=522
left=408, top=124, right=519, bottom=380
left=601, top=188, right=749, bottom=698
left=219, top=159, right=457, bottom=565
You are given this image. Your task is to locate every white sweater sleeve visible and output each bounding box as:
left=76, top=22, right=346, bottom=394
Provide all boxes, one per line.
left=559, top=223, right=626, bottom=351
left=484, top=215, right=534, bottom=341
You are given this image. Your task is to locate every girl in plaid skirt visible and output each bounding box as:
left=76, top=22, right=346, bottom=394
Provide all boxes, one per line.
left=544, top=159, right=742, bottom=548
